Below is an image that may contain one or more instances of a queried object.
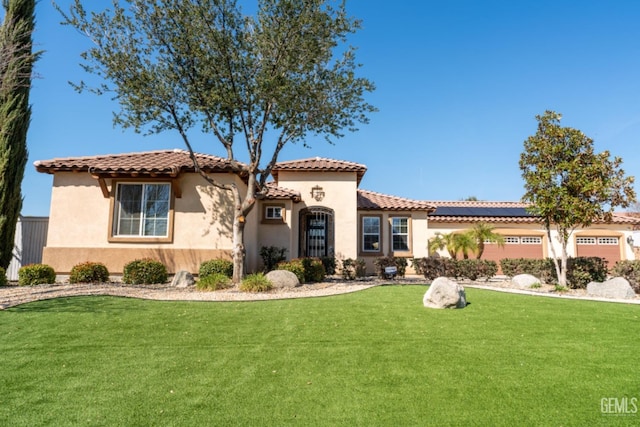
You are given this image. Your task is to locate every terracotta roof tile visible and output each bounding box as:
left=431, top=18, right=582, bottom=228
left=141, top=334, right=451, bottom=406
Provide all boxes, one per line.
left=263, top=182, right=301, bottom=201
left=357, top=189, right=434, bottom=211
left=34, top=149, right=246, bottom=177
left=272, top=157, right=367, bottom=184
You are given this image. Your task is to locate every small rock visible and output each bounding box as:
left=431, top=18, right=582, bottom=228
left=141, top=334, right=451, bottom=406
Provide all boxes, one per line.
left=586, top=277, right=636, bottom=299
left=423, top=277, right=466, bottom=309
left=265, top=270, right=300, bottom=289
left=171, top=270, right=195, bottom=288
left=511, top=274, right=542, bottom=289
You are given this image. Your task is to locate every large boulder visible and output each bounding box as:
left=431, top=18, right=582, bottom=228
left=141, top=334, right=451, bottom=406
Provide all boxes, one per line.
left=265, top=270, right=300, bottom=289
left=586, top=277, right=636, bottom=300
left=423, top=277, right=467, bottom=309
left=511, top=274, right=542, bottom=289
left=171, top=270, right=195, bottom=288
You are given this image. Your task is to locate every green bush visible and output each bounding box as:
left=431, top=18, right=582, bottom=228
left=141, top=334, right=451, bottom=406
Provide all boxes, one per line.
left=341, top=258, right=366, bottom=280
left=320, top=256, right=337, bottom=275
left=69, top=262, right=110, bottom=284
left=455, top=259, right=498, bottom=281
left=239, top=273, right=273, bottom=293
left=277, top=259, right=306, bottom=283
left=373, top=256, right=407, bottom=278
left=0, top=266, right=7, bottom=286
left=196, top=273, right=232, bottom=291
left=413, top=258, right=497, bottom=281
left=122, top=258, right=168, bottom=285
left=259, top=246, right=287, bottom=272
left=612, top=260, right=640, bottom=293
left=18, top=264, right=56, bottom=286
left=301, top=258, right=326, bottom=282
left=413, top=257, right=457, bottom=280
left=499, top=258, right=555, bottom=283
left=199, top=259, right=233, bottom=278
left=564, top=257, right=608, bottom=289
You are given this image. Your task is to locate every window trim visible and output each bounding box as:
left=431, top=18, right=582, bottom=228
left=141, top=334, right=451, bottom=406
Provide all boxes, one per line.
left=262, top=203, right=286, bottom=224
left=390, top=216, right=412, bottom=255
left=360, top=214, right=383, bottom=255
left=108, top=180, right=175, bottom=243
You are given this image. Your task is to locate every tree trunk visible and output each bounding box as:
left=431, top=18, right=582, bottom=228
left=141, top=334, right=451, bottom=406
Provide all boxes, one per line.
left=232, top=211, right=245, bottom=284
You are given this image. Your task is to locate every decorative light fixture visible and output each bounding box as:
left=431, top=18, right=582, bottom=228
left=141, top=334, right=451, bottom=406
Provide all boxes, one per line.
left=311, top=185, right=325, bottom=201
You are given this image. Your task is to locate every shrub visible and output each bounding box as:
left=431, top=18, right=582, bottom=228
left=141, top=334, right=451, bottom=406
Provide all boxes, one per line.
left=69, top=262, right=110, bottom=284
left=277, top=259, right=305, bottom=283
left=18, top=264, right=56, bottom=286
left=499, top=258, right=555, bottom=284
left=341, top=258, right=366, bottom=280
left=373, top=256, right=407, bottom=278
left=199, top=259, right=233, bottom=278
left=239, top=273, right=273, bottom=293
left=612, top=260, right=640, bottom=293
left=196, top=273, right=232, bottom=291
left=413, top=257, right=457, bottom=280
left=564, top=257, right=608, bottom=289
left=320, top=256, right=336, bottom=275
left=0, top=266, right=7, bottom=286
left=301, top=258, right=326, bottom=282
left=122, top=258, right=168, bottom=285
left=455, top=259, right=498, bottom=281
left=259, top=246, right=287, bottom=272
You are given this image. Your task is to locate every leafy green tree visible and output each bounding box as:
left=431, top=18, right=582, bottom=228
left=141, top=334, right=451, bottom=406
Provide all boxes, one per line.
left=0, top=0, right=38, bottom=269
left=469, top=222, right=504, bottom=259
left=56, top=0, right=376, bottom=283
left=520, top=111, right=636, bottom=287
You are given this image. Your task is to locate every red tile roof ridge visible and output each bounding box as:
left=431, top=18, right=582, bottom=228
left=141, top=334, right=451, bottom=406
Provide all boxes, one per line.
left=274, top=156, right=367, bottom=169
left=357, top=189, right=434, bottom=211
left=428, top=200, right=530, bottom=208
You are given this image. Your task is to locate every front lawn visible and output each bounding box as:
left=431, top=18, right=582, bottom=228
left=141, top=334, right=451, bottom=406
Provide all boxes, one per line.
left=1, top=286, right=638, bottom=426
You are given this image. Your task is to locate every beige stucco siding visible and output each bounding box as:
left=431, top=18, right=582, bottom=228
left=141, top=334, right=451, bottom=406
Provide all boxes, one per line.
left=42, top=171, right=259, bottom=274
left=277, top=170, right=358, bottom=260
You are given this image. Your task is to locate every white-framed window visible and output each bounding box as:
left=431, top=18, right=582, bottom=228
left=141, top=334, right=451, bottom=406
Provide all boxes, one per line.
left=113, top=182, right=170, bottom=237
left=598, top=237, right=619, bottom=245
left=505, top=236, right=520, bottom=244
left=265, top=206, right=283, bottom=220
left=521, top=236, right=542, bottom=244
left=576, top=237, right=597, bottom=245
left=362, top=216, right=381, bottom=252
left=391, top=217, right=409, bottom=252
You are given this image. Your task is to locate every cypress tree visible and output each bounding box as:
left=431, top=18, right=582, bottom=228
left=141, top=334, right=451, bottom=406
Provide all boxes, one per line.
left=0, top=0, right=37, bottom=269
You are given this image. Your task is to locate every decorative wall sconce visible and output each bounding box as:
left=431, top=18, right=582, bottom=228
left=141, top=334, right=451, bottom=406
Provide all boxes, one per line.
left=311, top=185, right=325, bottom=202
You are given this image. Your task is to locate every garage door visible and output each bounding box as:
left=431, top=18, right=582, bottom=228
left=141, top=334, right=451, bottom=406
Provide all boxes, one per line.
left=481, top=236, right=544, bottom=262
left=575, top=237, right=620, bottom=267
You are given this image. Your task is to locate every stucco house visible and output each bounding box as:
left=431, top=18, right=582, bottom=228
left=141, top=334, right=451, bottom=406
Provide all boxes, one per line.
left=34, top=149, right=639, bottom=277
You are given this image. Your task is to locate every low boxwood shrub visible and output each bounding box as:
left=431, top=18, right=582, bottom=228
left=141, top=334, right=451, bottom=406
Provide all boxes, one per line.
left=277, top=259, right=305, bottom=283
left=69, top=262, right=110, bottom=284
left=301, top=258, right=326, bottom=282
left=612, top=260, right=640, bottom=293
left=0, top=266, right=7, bottom=286
left=199, top=259, right=233, bottom=278
left=196, top=273, right=232, bottom=291
left=500, top=258, right=555, bottom=283
left=413, top=257, right=457, bottom=280
left=18, top=264, right=56, bottom=286
left=455, top=259, right=498, bottom=281
left=320, top=256, right=336, bottom=275
left=239, top=273, right=273, bottom=293
left=123, top=258, right=167, bottom=285
left=564, top=257, right=608, bottom=289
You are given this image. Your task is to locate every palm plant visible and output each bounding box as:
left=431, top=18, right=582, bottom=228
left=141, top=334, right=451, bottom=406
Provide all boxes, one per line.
left=469, top=222, right=505, bottom=259
left=428, top=232, right=459, bottom=259
left=452, top=232, right=478, bottom=260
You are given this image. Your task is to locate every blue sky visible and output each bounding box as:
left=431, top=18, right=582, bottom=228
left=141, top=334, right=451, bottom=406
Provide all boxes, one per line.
left=21, top=0, right=640, bottom=216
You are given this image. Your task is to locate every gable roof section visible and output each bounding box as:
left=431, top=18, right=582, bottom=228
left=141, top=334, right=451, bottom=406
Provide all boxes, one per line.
left=263, top=182, right=302, bottom=202
left=272, top=157, right=367, bottom=185
left=34, top=149, right=246, bottom=177
left=358, top=189, right=434, bottom=211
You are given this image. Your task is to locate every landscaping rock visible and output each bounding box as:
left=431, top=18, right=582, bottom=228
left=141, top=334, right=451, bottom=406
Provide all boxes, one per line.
left=511, top=274, right=542, bottom=289
left=423, top=277, right=467, bottom=309
left=171, top=270, right=195, bottom=288
left=265, top=270, right=300, bottom=289
left=586, top=277, right=636, bottom=299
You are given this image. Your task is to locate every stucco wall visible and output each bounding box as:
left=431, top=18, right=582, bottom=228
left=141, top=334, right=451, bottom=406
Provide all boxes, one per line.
left=42, top=172, right=258, bottom=274
left=276, top=170, right=359, bottom=260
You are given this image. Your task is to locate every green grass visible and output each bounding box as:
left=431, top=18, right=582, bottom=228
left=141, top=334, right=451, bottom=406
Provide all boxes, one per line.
left=1, top=286, right=639, bottom=426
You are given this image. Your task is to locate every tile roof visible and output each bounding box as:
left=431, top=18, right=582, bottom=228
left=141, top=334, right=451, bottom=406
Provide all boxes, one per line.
left=272, top=157, right=367, bottom=184
left=262, top=182, right=301, bottom=201
left=357, top=189, right=434, bottom=211
left=34, top=149, right=246, bottom=177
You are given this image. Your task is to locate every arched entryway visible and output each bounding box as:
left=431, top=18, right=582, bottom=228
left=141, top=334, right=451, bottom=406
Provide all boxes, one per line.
left=299, top=207, right=334, bottom=258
